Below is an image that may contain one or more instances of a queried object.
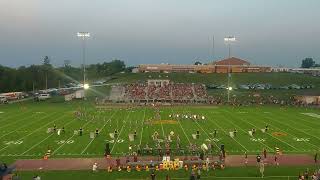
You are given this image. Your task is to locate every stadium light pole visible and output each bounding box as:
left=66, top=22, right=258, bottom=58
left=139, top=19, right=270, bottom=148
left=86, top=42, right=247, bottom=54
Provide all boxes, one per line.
left=224, top=36, right=236, bottom=58
left=224, top=36, right=236, bottom=103
left=77, top=32, right=90, bottom=97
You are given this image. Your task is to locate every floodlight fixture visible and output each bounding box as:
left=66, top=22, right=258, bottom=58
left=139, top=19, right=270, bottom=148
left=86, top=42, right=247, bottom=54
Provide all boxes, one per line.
left=224, top=36, right=236, bottom=43
left=83, top=84, right=90, bottom=90
left=77, top=32, right=90, bottom=37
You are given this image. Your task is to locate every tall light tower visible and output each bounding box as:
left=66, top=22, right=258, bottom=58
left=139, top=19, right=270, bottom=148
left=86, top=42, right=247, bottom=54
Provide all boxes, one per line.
left=224, top=36, right=236, bottom=103
left=77, top=32, right=90, bottom=90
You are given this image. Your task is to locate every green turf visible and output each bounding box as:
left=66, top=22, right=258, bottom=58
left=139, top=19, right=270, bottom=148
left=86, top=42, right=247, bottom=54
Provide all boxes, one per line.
left=106, top=72, right=320, bottom=89
left=0, top=101, right=320, bottom=165
left=11, top=165, right=320, bottom=180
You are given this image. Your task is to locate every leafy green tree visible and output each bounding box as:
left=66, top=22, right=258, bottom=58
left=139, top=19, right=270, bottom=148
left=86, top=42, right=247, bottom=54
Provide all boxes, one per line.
left=0, top=58, right=127, bottom=92
left=301, top=58, right=315, bottom=68
left=194, top=61, right=202, bottom=65
left=43, top=56, right=51, bottom=66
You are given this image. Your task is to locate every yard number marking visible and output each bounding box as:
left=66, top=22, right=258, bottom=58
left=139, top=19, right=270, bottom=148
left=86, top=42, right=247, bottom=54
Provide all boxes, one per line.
left=55, top=140, right=74, bottom=145
left=105, top=139, right=124, bottom=144
left=250, top=138, right=265, bottom=142
left=293, top=138, right=310, bottom=142
left=3, top=140, right=23, bottom=145
left=205, top=138, right=220, bottom=142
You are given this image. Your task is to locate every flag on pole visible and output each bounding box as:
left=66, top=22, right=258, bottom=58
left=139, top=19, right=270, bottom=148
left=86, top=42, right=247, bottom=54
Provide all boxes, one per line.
left=129, top=134, right=134, bottom=142
left=90, top=132, right=94, bottom=139
left=229, top=131, right=234, bottom=138
left=192, top=134, right=197, bottom=139
left=248, top=131, right=253, bottom=136
left=109, top=133, right=115, bottom=139
left=47, top=128, right=52, bottom=133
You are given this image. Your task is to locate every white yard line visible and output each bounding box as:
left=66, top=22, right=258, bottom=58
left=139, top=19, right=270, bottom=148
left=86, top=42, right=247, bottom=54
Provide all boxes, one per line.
left=301, top=113, right=320, bottom=119
left=208, top=111, right=249, bottom=152
left=139, top=108, right=146, bottom=146
left=170, top=108, right=191, bottom=144
left=243, top=111, right=301, bottom=151
left=160, top=122, right=165, bottom=138
left=0, top=111, right=40, bottom=131
left=0, top=112, right=59, bottom=140
left=263, top=115, right=320, bottom=150
left=192, top=116, right=220, bottom=149
left=52, top=116, right=94, bottom=155
left=0, top=113, right=65, bottom=153
left=20, top=134, right=54, bottom=155
left=110, top=111, right=131, bottom=153
left=0, top=109, right=33, bottom=124
left=296, top=114, right=320, bottom=127
left=80, top=111, right=117, bottom=154
left=275, top=112, right=320, bottom=142
left=221, top=109, right=273, bottom=151
left=3, top=150, right=318, bottom=157
left=183, top=107, right=220, bottom=149
left=20, top=114, right=74, bottom=155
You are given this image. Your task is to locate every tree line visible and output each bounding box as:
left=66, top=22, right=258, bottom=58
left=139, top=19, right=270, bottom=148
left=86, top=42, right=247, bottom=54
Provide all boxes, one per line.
left=301, top=57, right=320, bottom=68
left=0, top=57, right=128, bottom=93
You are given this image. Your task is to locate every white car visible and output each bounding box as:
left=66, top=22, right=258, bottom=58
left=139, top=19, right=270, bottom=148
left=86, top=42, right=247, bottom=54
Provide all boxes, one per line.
left=37, top=94, right=51, bottom=101
left=0, top=96, right=8, bottom=104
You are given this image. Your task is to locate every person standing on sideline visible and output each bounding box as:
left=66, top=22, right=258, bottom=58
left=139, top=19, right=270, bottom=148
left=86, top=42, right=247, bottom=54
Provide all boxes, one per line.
left=259, top=161, right=265, bottom=178
left=92, top=162, right=98, bottom=172
left=314, top=153, right=318, bottom=163
left=166, top=174, right=171, bottom=180
left=197, top=168, right=201, bottom=179
left=190, top=170, right=196, bottom=180
left=256, top=154, right=261, bottom=165
left=150, top=171, right=156, bottom=180
left=263, top=148, right=267, bottom=159
left=244, top=152, right=248, bottom=166
left=274, top=155, right=279, bottom=166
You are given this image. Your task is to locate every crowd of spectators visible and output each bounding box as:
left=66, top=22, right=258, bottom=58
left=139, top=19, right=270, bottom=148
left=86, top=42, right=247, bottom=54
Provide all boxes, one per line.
left=124, top=83, right=207, bottom=101
left=123, top=82, right=318, bottom=107
left=298, top=168, right=320, bottom=180
left=194, top=84, right=207, bottom=98
left=125, top=83, right=147, bottom=100
left=171, top=84, right=194, bottom=100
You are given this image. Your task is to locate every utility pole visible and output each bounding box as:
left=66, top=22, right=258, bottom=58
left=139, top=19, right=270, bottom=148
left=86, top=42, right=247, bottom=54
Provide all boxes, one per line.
left=224, top=36, right=236, bottom=103
left=45, top=73, right=48, bottom=90
left=77, top=32, right=90, bottom=99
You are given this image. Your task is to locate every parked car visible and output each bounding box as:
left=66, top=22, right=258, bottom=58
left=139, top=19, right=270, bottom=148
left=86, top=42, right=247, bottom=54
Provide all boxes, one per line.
left=37, top=94, right=51, bottom=101
left=0, top=96, right=8, bottom=104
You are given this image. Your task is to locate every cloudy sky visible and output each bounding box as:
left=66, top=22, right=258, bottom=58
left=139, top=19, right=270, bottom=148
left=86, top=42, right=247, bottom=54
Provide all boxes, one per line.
left=0, top=0, right=319, bottom=67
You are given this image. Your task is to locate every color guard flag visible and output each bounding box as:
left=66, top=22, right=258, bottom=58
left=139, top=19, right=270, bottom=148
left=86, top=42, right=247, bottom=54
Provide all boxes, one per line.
left=109, top=133, right=115, bottom=139
left=248, top=131, right=253, bottom=136
left=229, top=131, right=234, bottom=138
left=128, top=134, right=134, bottom=142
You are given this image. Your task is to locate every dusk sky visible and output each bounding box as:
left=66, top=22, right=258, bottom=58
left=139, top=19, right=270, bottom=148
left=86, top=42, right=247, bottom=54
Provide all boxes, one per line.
left=1, top=0, right=319, bottom=68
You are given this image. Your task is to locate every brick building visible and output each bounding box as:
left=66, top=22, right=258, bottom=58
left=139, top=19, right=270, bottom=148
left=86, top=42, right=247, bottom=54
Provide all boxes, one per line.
left=138, top=57, right=271, bottom=73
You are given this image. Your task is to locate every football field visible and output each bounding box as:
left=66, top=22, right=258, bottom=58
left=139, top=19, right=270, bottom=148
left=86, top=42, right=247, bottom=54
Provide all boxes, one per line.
left=0, top=101, right=320, bottom=162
